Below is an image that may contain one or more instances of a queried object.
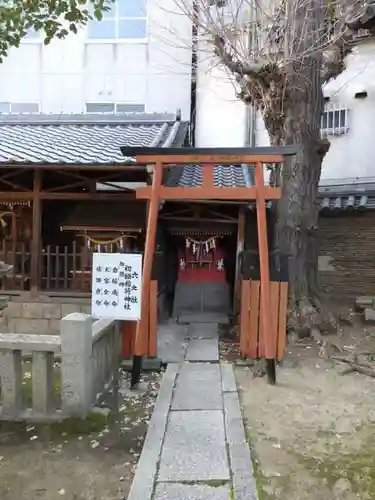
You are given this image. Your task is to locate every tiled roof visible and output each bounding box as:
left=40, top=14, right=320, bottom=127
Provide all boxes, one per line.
left=0, top=113, right=188, bottom=165
left=165, top=164, right=253, bottom=188
left=318, top=181, right=375, bottom=211
left=319, top=194, right=375, bottom=211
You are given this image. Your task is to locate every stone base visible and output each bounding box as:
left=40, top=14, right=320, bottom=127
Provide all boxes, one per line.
left=120, top=357, right=162, bottom=371
left=0, top=295, right=91, bottom=334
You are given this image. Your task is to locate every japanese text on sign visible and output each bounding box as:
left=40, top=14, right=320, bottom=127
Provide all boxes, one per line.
left=91, top=253, right=142, bottom=320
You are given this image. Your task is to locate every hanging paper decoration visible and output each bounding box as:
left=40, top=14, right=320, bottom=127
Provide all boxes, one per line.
left=216, top=258, right=224, bottom=271
left=179, top=258, right=185, bottom=270
left=185, top=236, right=218, bottom=255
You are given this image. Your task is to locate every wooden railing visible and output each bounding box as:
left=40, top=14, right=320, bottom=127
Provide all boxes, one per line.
left=0, top=313, right=122, bottom=421
left=0, top=241, right=90, bottom=293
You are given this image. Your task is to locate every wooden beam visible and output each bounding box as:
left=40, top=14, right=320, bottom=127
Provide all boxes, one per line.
left=254, top=162, right=274, bottom=361
left=0, top=192, right=33, bottom=200
left=30, top=169, right=42, bottom=297
left=0, top=164, right=145, bottom=172
left=136, top=186, right=281, bottom=201
left=233, top=208, right=246, bottom=315
left=160, top=215, right=237, bottom=224
left=0, top=191, right=138, bottom=201
left=202, top=164, right=214, bottom=188
left=133, top=162, right=163, bottom=356
left=135, top=154, right=284, bottom=165
left=40, top=192, right=137, bottom=201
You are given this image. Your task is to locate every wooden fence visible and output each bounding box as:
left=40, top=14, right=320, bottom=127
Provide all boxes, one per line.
left=0, top=241, right=91, bottom=293
left=239, top=279, right=288, bottom=361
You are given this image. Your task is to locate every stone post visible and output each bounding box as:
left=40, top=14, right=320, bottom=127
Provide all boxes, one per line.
left=60, top=313, right=93, bottom=418
left=0, top=262, right=13, bottom=333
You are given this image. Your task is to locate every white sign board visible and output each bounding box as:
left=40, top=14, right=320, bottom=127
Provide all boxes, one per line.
left=91, top=253, right=142, bottom=321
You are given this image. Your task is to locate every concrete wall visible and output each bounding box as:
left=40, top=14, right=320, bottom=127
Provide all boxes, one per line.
left=1, top=296, right=91, bottom=334
left=0, top=0, right=192, bottom=118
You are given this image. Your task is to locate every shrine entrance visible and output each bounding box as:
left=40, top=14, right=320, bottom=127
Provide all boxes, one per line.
left=172, top=233, right=233, bottom=317
left=119, top=145, right=296, bottom=385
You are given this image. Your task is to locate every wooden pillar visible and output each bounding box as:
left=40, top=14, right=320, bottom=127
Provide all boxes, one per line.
left=254, top=162, right=274, bottom=360
left=133, top=162, right=163, bottom=356
left=233, top=207, right=245, bottom=315
left=30, top=169, right=42, bottom=297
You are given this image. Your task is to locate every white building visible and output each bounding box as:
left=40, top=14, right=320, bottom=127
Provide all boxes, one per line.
left=0, top=0, right=375, bottom=184
left=0, top=0, right=193, bottom=118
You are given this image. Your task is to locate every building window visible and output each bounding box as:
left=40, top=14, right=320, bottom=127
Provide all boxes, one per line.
left=85, top=102, right=145, bottom=113
left=0, top=102, right=40, bottom=114
left=116, top=103, right=145, bottom=113
left=23, top=28, right=41, bottom=40
left=321, top=106, right=348, bottom=136
left=86, top=102, right=115, bottom=113
left=88, top=0, right=147, bottom=40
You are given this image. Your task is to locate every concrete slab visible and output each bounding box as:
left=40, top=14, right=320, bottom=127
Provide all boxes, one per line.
left=158, top=410, right=230, bottom=482
left=178, top=313, right=229, bottom=324
left=157, top=322, right=188, bottom=363
left=223, top=392, right=258, bottom=500
left=172, top=363, right=222, bottom=410
left=220, top=363, right=237, bottom=393
left=154, top=483, right=231, bottom=500
left=187, top=323, right=219, bottom=339
left=186, top=338, right=219, bottom=362
left=127, top=364, right=178, bottom=500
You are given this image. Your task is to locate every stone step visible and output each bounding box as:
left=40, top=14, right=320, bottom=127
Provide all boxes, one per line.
left=157, top=409, right=230, bottom=482
left=185, top=338, right=219, bottom=362
left=364, top=308, right=375, bottom=323
left=356, top=296, right=375, bottom=310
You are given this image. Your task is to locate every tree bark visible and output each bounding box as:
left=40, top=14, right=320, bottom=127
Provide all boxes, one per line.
left=263, top=19, right=327, bottom=334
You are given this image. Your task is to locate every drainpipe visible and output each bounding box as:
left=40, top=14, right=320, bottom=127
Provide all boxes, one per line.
left=244, top=4, right=257, bottom=148
left=189, top=0, right=198, bottom=146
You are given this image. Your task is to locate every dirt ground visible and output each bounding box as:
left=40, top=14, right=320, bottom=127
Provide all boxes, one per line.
left=220, top=318, right=375, bottom=500
left=232, top=322, right=375, bottom=500
left=0, top=370, right=162, bottom=500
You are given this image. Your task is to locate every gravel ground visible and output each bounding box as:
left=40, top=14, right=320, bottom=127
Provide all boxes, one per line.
left=234, top=328, right=375, bottom=500
left=0, top=369, right=162, bottom=500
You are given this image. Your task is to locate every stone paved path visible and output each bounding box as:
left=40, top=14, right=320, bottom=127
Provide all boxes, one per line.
left=127, top=323, right=258, bottom=500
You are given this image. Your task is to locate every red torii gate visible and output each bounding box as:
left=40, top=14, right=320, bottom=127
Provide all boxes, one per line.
left=119, top=146, right=296, bottom=385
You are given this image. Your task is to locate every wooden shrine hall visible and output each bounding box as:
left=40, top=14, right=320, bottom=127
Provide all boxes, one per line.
left=120, top=146, right=296, bottom=384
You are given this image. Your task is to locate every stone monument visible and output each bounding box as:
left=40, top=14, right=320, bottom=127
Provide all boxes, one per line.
left=0, top=261, right=13, bottom=332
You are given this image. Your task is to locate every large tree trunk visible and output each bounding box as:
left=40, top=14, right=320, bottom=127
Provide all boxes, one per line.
left=264, top=46, right=327, bottom=336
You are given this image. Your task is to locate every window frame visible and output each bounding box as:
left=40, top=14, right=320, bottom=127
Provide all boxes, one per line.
left=321, top=106, right=349, bottom=136
left=10, top=102, right=40, bottom=114
left=85, top=102, right=116, bottom=114
left=85, top=102, right=146, bottom=114
left=0, top=102, right=40, bottom=114
left=87, top=0, right=148, bottom=43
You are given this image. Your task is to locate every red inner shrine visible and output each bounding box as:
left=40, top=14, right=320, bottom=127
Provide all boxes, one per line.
left=178, top=236, right=226, bottom=283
